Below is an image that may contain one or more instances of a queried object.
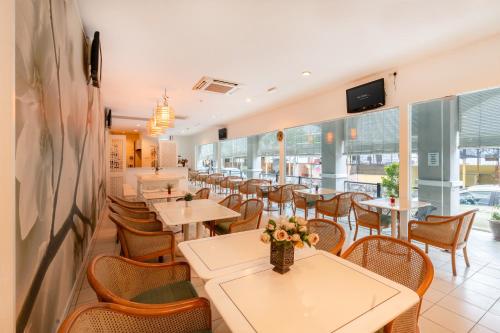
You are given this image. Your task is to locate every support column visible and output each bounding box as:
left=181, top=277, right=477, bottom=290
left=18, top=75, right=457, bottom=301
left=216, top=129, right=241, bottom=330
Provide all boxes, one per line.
left=279, top=129, right=285, bottom=185
left=413, top=97, right=461, bottom=215
left=321, top=119, right=347, bottom=190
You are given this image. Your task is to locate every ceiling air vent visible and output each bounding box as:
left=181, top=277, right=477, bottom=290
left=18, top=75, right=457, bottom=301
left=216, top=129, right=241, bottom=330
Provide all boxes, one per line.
left=192, top=76, right=240, bottom=95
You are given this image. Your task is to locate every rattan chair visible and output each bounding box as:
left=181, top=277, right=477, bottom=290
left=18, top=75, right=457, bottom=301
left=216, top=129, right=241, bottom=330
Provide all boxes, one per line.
left=188, top=170, right=199, bottom=184
left=239, top=179, right=271, bottom=199
left=268, top=184, right=296, bottom=214
left=291, top=185, right=314, bottom=218
left=220, top=176, right=243, bottom=194
left=194, top=187, right=210, bottom=199
left=109, top=203, right=157, bottom=221
left=204, top=194, right=243, bottom=236
left=108, top=195, right=148, bottom=210
left=214, top=198, right=264, bottom=235
left=109, top=213, right=175, bottom=262
left=315, top=192, right=353, bottom=229
left=409, top=209, right=477, bottom=276
left=307, top=218, right=346, bottom=255
left=342, top=236, right=434, bottom=333
left=87, top=256, right=201, bottom=309
left=196, top=173, right=209, bottom=187
left=351, top=200, right=391, bottom=240
left=58, top=301, right=212, bottom=333
left=206, top=173, right=224, bottom=192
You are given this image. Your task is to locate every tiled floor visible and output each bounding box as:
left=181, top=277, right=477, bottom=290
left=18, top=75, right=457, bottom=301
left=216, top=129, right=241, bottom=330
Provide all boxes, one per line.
left=71, top=187, right=500, bottom=333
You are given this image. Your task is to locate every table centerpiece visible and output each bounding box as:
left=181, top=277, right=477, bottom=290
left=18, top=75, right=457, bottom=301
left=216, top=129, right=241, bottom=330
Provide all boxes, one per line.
left=261, top=216, right=319, bottom=274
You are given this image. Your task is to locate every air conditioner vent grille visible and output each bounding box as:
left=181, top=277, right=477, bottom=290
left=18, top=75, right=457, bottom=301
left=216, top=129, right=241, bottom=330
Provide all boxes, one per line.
left=192, top=76, right=240, bottom=95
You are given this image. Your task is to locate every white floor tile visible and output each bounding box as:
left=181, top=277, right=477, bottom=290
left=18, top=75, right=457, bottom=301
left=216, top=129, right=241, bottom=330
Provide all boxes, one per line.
left=449, top=286, right=498, bottom=310
left=424, top=287, right=448, bottom=303
left=478, top=312, right=500, bottom=333
left=437, top=295, right=487, bottom=322
left=418, top=317, right=453, bottom=333
left=423, top=305, right=475, bottom=333
left=470, top=324, right=498, bottom=333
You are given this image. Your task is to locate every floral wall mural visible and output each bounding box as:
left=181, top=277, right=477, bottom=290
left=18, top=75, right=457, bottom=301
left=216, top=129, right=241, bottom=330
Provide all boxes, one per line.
left=15, top=0, right=106, bottom=331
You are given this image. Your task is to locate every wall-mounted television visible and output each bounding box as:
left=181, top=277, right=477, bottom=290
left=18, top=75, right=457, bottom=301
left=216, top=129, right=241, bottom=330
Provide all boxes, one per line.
left=218, top=128, right=227, bottom=140
left=346, top=78, right=385, bottom=113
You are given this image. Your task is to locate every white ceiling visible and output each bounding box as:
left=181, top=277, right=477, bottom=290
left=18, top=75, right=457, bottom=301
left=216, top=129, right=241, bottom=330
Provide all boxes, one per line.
left=77, top=0, right=500, bottom=136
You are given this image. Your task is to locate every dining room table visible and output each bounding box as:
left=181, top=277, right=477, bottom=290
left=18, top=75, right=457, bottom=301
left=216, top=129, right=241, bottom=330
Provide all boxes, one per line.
left=141, top=189, right=188, bottom=203
left=293, top=187, right=340, bottom=200
left=153, top=199, right=241, bottom=241
left=178, top=228, right=315, bottom=281
left=205, top=250, right=420, bottom=333
left=359, top=197, right=431, bottom=239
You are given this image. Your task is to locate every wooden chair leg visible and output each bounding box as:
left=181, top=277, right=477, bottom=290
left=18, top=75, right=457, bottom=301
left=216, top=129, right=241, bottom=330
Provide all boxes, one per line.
left=425, top=244, right=429, bottom=254
left=451, top=249, right=457, bottom=276
left=370, top=228, right=373, bottom=236
left=463, top=247, right=470, bottom=267
left=353, top=225, right=359, bottom=241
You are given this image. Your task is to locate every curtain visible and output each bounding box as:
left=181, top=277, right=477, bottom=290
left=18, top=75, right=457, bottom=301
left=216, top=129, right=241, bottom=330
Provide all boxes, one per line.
left=257, top=131, right=279, bottom=156
left=285, top=125, right=321, bottom=156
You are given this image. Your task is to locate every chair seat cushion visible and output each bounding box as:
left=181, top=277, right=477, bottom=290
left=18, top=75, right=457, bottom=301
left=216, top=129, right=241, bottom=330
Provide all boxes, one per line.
left=381, top=214, right=392, bottom=227
left=130, top=281, right=198, bottom=304
left=214, top=221, right=233, bottom=235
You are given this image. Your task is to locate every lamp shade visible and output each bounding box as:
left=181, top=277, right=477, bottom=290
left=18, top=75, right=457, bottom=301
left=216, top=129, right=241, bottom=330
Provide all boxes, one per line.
left=155, top=95, right=175, bottom=128
left=147, top=116, right=164, bottom=136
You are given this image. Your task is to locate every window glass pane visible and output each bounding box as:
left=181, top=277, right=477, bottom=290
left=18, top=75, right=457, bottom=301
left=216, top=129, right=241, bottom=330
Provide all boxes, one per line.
left=411, top=88, right=500, bottom=231
left=196, top=143, right=216, bottom=169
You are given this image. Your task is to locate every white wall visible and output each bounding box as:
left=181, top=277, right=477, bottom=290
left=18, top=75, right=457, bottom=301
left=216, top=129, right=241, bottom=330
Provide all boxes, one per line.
left=185, top=33, right=500, bottom=201
left=0, top=0, right=15, bottom=330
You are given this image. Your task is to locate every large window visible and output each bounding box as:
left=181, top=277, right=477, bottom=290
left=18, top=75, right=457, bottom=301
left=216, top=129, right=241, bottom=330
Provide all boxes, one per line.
left=411, top=87, right=500, bottom=231
left=284, top=125, right=322, bottom=183
left=256, top=131, right=280, bottom=179
left=345, top=108, right=400, bottom=195
left=220, top=137, right=247, bottom=170
left=196, top=143, right=216, bottom=169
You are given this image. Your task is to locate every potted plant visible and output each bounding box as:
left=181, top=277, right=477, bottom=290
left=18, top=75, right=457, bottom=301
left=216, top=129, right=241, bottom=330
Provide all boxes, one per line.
left=183, top=193, right=193, bottom=207
left=261, top=216, right=319, bottom=274
left=490, top=206, right=500, bottom=240
left=167, top=184, right=172, bottom=195
left=382, top=162, right=399, bottom=204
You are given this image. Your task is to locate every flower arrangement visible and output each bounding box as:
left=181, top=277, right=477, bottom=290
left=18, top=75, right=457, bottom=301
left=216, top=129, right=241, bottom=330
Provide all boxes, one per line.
left=261, top=216, right=319, bottom=248
left=184, top=193, right=193, bottom=201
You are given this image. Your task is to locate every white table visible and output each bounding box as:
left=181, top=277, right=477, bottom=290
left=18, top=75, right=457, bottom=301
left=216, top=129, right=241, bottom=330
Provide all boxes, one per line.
left=153, top=199, right=241, bottom=241
left=205, top=251, right=419, bottom=333
left=294, top=187, right=339, bottom=199
left=136, top=174, right=184, bottom=194
left=178, top=229, right=315, bottom=280
left=359, top=198, right=431, bottom=239
left=141, top=190, right=188, bottom=202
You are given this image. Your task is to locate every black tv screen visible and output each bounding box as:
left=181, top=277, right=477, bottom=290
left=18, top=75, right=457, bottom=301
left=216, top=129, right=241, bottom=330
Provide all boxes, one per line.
left=346, top=78, right=385, bottom=113
left=218, top=128, right=227, bottom=140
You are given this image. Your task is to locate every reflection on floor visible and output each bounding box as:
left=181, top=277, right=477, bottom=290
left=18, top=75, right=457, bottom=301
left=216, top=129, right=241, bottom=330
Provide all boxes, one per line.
left=71, top=187, right=500, bottom=333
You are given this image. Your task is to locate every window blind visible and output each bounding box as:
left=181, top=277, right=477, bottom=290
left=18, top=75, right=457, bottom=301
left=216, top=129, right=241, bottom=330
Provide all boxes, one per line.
left=257, top=131, right=279, bottom=156
left=220, top=137, right=247, bottom=158
left=344, top=108, right=399, bottom=154
left=285, top=125, right=321, bottom=156
left=459, top=88, right=500, bottom=148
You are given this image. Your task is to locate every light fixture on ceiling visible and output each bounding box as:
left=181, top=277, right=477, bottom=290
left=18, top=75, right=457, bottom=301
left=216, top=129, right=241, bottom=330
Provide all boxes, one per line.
left=155, top=89, right=175, bottom=129
left=133, top=129, right=138, bottom=132
left=267, top=86, right=277, bottom=93
left=302, top=71, right=311, bottom=77
left=147, top=109, right=164, bottom=136
left=136, top=124, right=141, bottom=127
left=245, top=97, right=252, bottom=103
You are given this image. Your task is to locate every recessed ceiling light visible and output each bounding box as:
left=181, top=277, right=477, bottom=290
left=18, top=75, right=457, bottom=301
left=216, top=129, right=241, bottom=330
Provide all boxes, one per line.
left=302, top=71, right=312, bottom=76
left=267, top=87, right=277, bottom=93
left=133, top=129, right=138, bottom=132
left=245, top=98, right=252, bottom=103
